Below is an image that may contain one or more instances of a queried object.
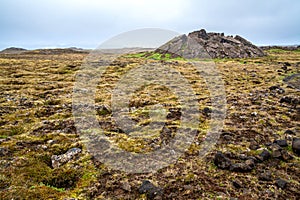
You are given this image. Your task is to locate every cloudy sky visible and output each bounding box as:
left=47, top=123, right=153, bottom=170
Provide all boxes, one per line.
left=0, top=0, right=299, bottom=50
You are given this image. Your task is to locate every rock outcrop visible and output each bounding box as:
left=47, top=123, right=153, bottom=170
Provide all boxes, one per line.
left=156, top=29, right=266, bottom=59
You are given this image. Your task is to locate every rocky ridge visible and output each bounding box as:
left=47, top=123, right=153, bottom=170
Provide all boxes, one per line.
left=157, top=29, right=266, bottom=59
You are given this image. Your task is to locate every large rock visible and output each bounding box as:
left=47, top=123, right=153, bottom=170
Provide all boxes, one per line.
left=138, top=180, right=163, bottom=200
left=156, top=29, right=266, bottom=59
left=214, top=151, right=232, bottom=169
left=292, top=138, right=300, bottom=155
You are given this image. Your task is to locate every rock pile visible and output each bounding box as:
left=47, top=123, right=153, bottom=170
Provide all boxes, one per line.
left=156, top=29, right=266, bottom=59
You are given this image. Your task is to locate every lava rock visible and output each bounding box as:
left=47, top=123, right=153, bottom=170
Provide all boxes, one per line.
left=203, top=107, right=212, bottom=116
left=51, top=147, right=82, bottom=168
left=249, top=142, right=260, bottom=150
left=280, top=96, right=293, bottom=104
left=292, top=138, right=300, bottom=155
left=269, top=86, right=285, bottom=94
left=281, top=150, right=293, bottom=161
left=273, top=139, right=288, bottom=147
left=272, top=149, right=282, bottom=159
left=258, top=171, right=272, bottom=181
left=214, top=151, right=232, bottom=169
left=268, top=143, right=282, bottom=151
left=232, top=180, right=242, bottom=189
left=276, top=178, right=288, bottom=189
left=230, top=159, right=255, bottom=172
left=0, top=147, right=11, bottom=157
left=284, top=130, right=295, bottom=135
left=258, top=149, right=271, bottom=162
left=138, top=180, right=163, bottom=200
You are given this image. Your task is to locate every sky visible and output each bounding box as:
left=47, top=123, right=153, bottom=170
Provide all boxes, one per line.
left=0, top=0, right=299, bottom=50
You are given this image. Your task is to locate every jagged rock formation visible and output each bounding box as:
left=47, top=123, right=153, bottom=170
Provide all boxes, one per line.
left=156, top=29, right=266, bottom=59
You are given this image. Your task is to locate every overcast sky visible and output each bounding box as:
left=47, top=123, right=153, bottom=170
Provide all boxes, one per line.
left=0, top=0, right=299, bottom=50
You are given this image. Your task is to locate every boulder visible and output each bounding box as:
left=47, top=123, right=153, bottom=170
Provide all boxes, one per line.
left=138, top=180, right=163, bottom=200
left=214, top=151, right=232, bottom=169
left=292, top=138, right=300, bottom=155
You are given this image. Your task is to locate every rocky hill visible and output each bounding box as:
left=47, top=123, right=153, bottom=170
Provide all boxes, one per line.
left=0, top=47, right=27, bottom=54
left=157, top=29, right=266, bottom=59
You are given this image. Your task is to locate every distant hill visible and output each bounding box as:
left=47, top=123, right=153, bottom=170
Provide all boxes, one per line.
left=260, top=45, right=300, bottom=51
left=0, top=47, right=28, bottom=54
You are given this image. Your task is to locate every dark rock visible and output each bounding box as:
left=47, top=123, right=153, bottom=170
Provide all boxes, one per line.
left=273, top=139, right=288, bottom=147
left=249, top=142, right=260, bottom=150
left=197, top=29, right=209, bottom=40
left=280, top=96, right=293, bottom=104
left=247, top=156, right=258, bottom=163
left=214, top=151, right=232, bottom=169
left=281, top=150, right=293, bottom=161
left=292, top=138, right=300, bottom=155
left=230, top=159, right=255, bottom=172
left=203, top=107, right=212, bottom=116
left=51, top=148, right=82, bottom=168
left=166, top=108, right=181, bottom=120
left=269, top=86, right=285, bottom=94
left=279, top=96, right=299, bottom=106
left=268, top=143, right=282, bottom=152
left=232, top=180, right=242, bottom=189
left=281, top=65, right=288, bottom=71
left=284, top=130, right=295, bottom=135
left=0, top=147, right=11, bottom=157
left=272, top=150, right=282, bottom=159
left=276, top=178, right=288, bottom=189
left=138, top=180, right=163, bottom=200
left=245, top=159, right=255, bottom=168
left=283, top=73, right=300, bottom=90
left=258, top=149, right=271, bottom=161
left=259, top=171, right=272, bottom=181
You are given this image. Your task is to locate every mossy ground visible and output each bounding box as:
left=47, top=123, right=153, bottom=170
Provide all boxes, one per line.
left=0, top=49, right=299, bottom=199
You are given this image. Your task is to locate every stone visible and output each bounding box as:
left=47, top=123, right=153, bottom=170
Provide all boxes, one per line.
left=249, top=142, right=260, bottom=150
left=280, top=96, right=293, bottom=104
left=214, top=151, right=232, bottom=169
left=51, top=147, right=82, bottom=168
left=283, top=73, right=300, bottom=90
left=258, top=171, right=272, bottom=181
left=284, top=130, right=295, bottom=135
left=292, top=138, right=300, bottom=155
left=281, top=150, right=293, bottom=161
left=121, top=181, right=131, bottom=192
left=138, top=180, right=163, bottom=200
left=0, top=147, right=11, bottom=157
left=230, top=159, right=255, bottom=172
left=272, top=150, right=282, bottom=159
left=203, top=107, right=212, bottom=116
left=269, top=86, right=285, bottom=94
left=273, top=139, right=288, bottom=147
left=232, top=180, right=242, bottom=189
left=275, top=178, right=288, bottom=189
left=258, top=149, right=271, bottom=162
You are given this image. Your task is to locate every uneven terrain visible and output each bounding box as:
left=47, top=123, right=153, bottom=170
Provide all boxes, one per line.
left=0, top=48, right=299, bottom=199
